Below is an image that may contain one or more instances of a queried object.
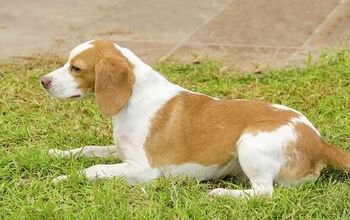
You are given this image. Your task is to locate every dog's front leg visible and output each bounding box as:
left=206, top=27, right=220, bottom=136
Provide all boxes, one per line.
left=48, top=145, right=120, bottom=159
left=53, top=162, right=160, bottom=185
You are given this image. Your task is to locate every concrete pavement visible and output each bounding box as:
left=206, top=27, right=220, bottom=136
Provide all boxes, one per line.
left=0, top=0, right=349, bottom=70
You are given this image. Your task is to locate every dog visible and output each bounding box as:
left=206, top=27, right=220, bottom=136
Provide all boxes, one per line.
left=42, top=40, right=350, bottom=198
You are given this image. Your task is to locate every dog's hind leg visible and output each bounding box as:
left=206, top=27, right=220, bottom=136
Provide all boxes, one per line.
left=208, top=142, right=275, bottom=198
left=209, top=124, right=297, bottom=198
left=48, top=145, right=120, bottom=159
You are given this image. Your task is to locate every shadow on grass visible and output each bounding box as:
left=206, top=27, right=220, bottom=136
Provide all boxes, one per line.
left=318, top=168, right=350, bottom=183
left=201, top=167, right=350, bottom=191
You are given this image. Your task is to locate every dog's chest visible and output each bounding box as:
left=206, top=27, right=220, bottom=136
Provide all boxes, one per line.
left=112, top=111, right=152, bottom=165
left=110, top=84, right=183, bottom=163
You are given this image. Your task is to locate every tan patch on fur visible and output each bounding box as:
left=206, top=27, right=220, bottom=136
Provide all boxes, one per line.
left=277, top=122, right=350, bottom=184
left=66, top=40, right=350, bottom=181
left=145, top=92, right=297, bottom=167
left=146, top=92, right=350, bottom=180
left=69, top=40, right=134, bottom=115
left=95, top=57, right=134, bottom=116
left=277, top=123, right=326, bottom=183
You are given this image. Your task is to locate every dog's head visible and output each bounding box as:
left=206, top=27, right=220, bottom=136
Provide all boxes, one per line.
left=41, top=40, right=134, bottom=116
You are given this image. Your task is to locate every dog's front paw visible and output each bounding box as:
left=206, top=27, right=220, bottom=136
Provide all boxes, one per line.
left=208, top=188, right=229, bottom=197
left=52, top=175, right=68, bottom=184
left=48, top=149, right=65, bottom=158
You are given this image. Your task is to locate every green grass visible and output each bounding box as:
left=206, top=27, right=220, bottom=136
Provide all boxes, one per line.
left=0, top=51, right=350, bottom=219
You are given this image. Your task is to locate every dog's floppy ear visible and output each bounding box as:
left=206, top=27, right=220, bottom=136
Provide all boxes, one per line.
left=95, top=57, right=134, bottom=116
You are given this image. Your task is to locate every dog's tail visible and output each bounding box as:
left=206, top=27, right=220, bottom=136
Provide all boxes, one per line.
left=323, top=143, right=350, bottom=172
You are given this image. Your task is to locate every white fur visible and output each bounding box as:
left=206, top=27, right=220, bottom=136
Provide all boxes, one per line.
left=272, top=104, right=321, bottom=136
left=83, top=162, right=160, bottom=185
left=47, top=41, right=319, bottom=199
left=50, top=43, right=185, bottom=184
left=69, top=40, right=94, bottom=60
left=43, top=63, right=83, bottom=99
left=48, top=145, right=119, bottom=158
left=210, top=123, right=298, bottom=198
left=161, top=159, right=241, bottom=181
left=112, top=44, right=184, bottom=166
left=42, top=40, right=95, bottom=99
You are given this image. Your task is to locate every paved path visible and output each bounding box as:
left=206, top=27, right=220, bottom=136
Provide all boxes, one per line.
left=0, top=0, right=349, bottom=70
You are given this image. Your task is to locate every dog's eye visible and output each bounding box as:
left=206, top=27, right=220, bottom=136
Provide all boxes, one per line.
left=71, top=65, right=81, bottom=73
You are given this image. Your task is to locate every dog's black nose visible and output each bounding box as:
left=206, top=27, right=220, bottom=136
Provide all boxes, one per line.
left=41, top=77, right=52, bottom=89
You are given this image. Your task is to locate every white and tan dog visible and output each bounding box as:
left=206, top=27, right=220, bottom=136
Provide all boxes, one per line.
left=42, top=40, right=350, bottom=198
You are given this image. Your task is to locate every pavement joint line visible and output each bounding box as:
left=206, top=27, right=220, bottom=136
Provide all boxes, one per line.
left=301, top=0, right=346, bottom=48
left=118, top=39, right=304, bottom=50
left=288, top=0, right=347, bottom=61
left=117, top=39, right=177, bottom=44
left=163, top=0, right=235, bottom=59
left=182, top=42, right=302, bottom=50
left=271, top=48, right=281, bottom=60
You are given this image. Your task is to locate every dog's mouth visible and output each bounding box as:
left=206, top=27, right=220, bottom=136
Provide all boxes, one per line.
left=69, top=94, right=81, bottom=99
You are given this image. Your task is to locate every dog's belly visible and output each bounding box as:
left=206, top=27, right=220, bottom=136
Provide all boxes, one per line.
left=159, top=157, right=242, bottom=181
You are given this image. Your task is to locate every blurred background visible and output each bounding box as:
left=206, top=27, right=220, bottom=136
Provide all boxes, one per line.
left=0, top=0, right=349, bottom=71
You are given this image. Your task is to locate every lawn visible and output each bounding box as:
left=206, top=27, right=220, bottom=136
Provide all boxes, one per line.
left=0, top=51, right=349, bottom=219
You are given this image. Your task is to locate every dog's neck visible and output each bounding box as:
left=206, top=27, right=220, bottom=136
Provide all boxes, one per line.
left=113, top=44, right=184, bottom=118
